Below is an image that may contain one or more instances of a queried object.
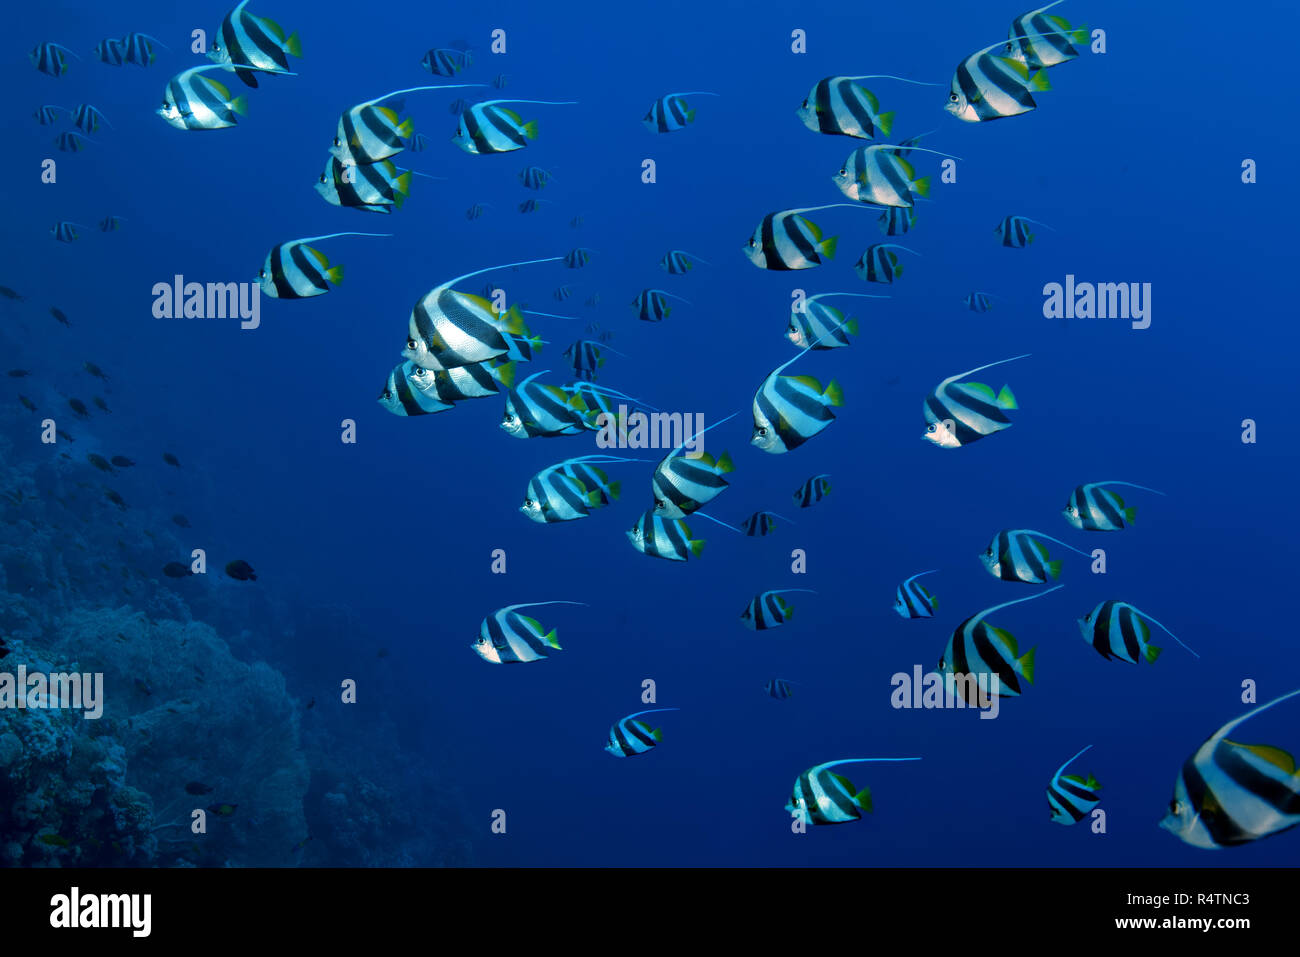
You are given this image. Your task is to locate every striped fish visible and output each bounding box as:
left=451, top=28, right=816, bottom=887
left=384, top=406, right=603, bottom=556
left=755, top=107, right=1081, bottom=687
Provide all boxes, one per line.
left=50, top=222, right=92, bottom=243
left=833, top=144, right=956, bottom=208
left=54, top=132, right=92, bottom=152
left=123, top=32, right=169, bottom=68
left=157, top=65, right=249, bottom=130
left=316, top=156, right=411, bottom=210
left=741, top=511, right=789, bottom=537
left=332, top=86, right=481, bottom=166
left=415, top=359, right=515, bottom=404
left=493, top=73, right=509, bottom=89
left=751, top=351, right=844, bottom=454
left=377, top=361, right=455, bottom=416
left=626, top=510, right=704, bottom=561
left=937, top=587, right=1062, bottom=703
left=453, top=99, right=577, bottom=155
left=69, top=104, right=112, bottom=134
left=521, top=465, right=601, bottom=524
left=996, top=214, right=1053, bottom=247
left=448, top=97, right=469, bottom=115
left=421, top=47, right=471, bottom=76
left=465, top=203, right=490, bottom=220
left=563, top=339, right=620, bottom=382
left=30, top=42, right=78, bottom=78
left=472, top=601, right=585, bottom=664
left=209, top=1, right=298, bottom=86
left=964, top=292, right=994, bottom=312
left=923, top=354, right=1028, bottom=448
left=99, top=216, right=125, bottom=232
left=796, top=76, right=894, bottom=139
left=642, top=91, right=719, bottom=133
left=793, top=474, right=831, bottom=508
left=946, top=40, right=1052, bottom=123
left=605, top=708, right=679, bottom=757
left=571, top=215, right=585, bottom=228
left=744, top=205, right=862, bottom=270
left=519, top=166, right=556, bottom=189
left=1161, top=688, right=1300, bottom=848
left=559, top=457, right=631, bottom=506
left=893, top=569, right=939, bottom=619
left=854, top=243, right=917, bottom=284
left=33, top=105, right=65, bottom=126
left=894, top=130, right=935, bottom=158
left=94, top=38, right=126, bottom=66
left=1063, top=481, right=1165, bottom=532
left=501, top=370, right=595, bottom=438
left=787, top=292, right=886, bottom=350
left=652, top=413, right=737, bottom=518
left=659, top=249, right=709, bottom=274
left=584, top=294, right=600, bottom=307
left=981, top=528, right=1093, bottom=584
left=554, top=285, right=573, bottom=301
left=403, top=257, right=557, bottom=371
left=1007, top=2, right=1089, bottom=70
left=631, top=288, right=689, bottom=322
left=257, top=232, right=390, bottom=299
left=786, top=758, right=922, bottom=826
left=878, top=207, right=915, bottom=235
left=740, top=588, right=815, bottom=631
left=1047, top=745, right=1102, bottom=825
left=518, top=198, right=551, bottom=214
left=765, top=679, right=795, bottom=700
left=564, top=248, right=592, bottom=269
left=1078, top=600, right=1199, bottom=664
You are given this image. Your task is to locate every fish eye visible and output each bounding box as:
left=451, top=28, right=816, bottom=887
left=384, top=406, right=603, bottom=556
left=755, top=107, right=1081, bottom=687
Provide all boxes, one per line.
left=747, top=239, right=756, bottom=247
left=926, top=424, right=936, bottom=433
left=949, top=92, right=960, bottom=103
left=1168, top=799, right=1180, bottom=815
left=406, top=338, right=417, bottom=349
left=318, top=173, right=327, bottom=183
left=757, top=427, right=767, bottom=437
left=333, top=137, right=341, bottom=147
left=838, top=168, right=846, bottom=176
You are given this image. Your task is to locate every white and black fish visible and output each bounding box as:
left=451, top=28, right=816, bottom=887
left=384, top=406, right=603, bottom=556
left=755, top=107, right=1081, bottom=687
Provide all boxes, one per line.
left=415, top=359, right=515, bottom=405
left=1078, top=600, right=1199, bottom=664
left=878, top=207, right=915, bottom=235
left=315, top=156, right=411, bottom=211
left=786, top=758, right=921, bottom=826
left=659, top=249, right=709, bottom=274
left=981, top=528, right=1092, bottom=584
left=209, top=1, right=299, bottom=87
left=1047, top=745, right=1102, bottom=825
left=627, top=511, right=704, bottom=561
left=501, top=370, right=594, bottom=438
left=893, top=570, right=938, bottom=619
left=1062, top=481, right=1165, bottom=531
left=605, top=708, right=679, bottom=757
left=743, top=205, right=861, bottom=271
left=519, top=165, right=556, bottom=189
left=832, top=144, right=957, bottom=208
left=521, top=465, right=600, bottom=524
left=421, top=47, right=471, bottom=77
left=50, top=221, right=92, bottom=243
left=69, top=103, right=112, bottom=134
left=765, top=679, right=796, bottom=700
left=465, top=203, right=491, bottom=220
left=946, top=40, right=1052, bottom=123
left=631, top=288, right=689, bottom=322
left=34, top=104, right=66, bottom=126
left=54, top=131, right=93, bottom=152
left=964, top=291, right=995, bottom=312
left=787, top=292, right=886, bottom=350
left=93, top=38, right=126, bottom=66
left=923, top=354, right=1028, bottom=449
left=937, top=586, right=1063, bottom=703
left=331, top=85, right=482, bottom=166
left=157, top=65, right=248, bottom=130
left=642, top=91, right=718, bottom=132
left=796, top=76, right=939, bottom=139
left=1161, top=688, right=1300, bottom=848
left=740, top=588, right=815, bottom=631
left=472, top=601, right=585, bottom=664
left=123, top=32, right=169, bottom=67
left=99, top=215, right=125, bottom=232
left=854, top=243, right=917, bottom=284
left=793, top=474, right=830, bottom=508
left=751, top=351, right=844, bottom=454
left=740, top=511, right=791, bottom=537
left=1007, top=2, right=1089, bottom=70
left=996, top=214, right=1054, bottom=247
left=453, top=99, right=577, bottom=154
left=377, top=361, right=455, bottom=417
left=563, top=247, right=592, bottom=269
left=30, top=42, right=79, bottom=78
left=652, top=413, right=737, bottom=518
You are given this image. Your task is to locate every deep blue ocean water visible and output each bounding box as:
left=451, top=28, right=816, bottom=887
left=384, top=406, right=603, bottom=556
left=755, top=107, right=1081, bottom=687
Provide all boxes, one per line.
left=2, top=0, right=1297, bottom=867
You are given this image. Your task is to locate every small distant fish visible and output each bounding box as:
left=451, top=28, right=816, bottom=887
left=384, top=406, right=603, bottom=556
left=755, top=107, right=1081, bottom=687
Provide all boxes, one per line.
left=854, top=243, right=917, bottom=284
left=519, top=166, right=556, bottom=190
left=110, top=456, right=134, bottom=467
left=452, top=99, right=577, bottom=155
left=740, top=510, right=787, bottom=536
left=893, top=570, right=939, bottom=619
left=787, top=758, right=921, bottom=826
left=570, top=215, right=584, bottom=228
left=658, top=249, right=708, bottom=274
left=751, top=352, right=844, bottom=454
left=50, top=307, right=69, bottom=325
left=258, top=232, right=390, bottom=299
left=1078, top=600, right=1199, bottom=664
left=447, top=97, right=469, bottom=115
left=163, top=453, right=181, bottom=467
left=68, top=398, right=89, bottom=417
left=51, top=221, right=92, bottom=243
left=7, top=370, right=30, bottom=378
left=627, top=510, right=704, bottom=561
left=70, top=103, right=113, bottom=134
left=87, top=453, right=113, bottom=473
left=421, top=47, right=471, bottom=76
left=605, top=708, right=679, bottom=757
left=492, top=73, right=509, bottom=89
left=18, top=396, right=36, bottom=413
left=923, top=354, right=1027, bottom=448
left=995, top=214, right=1053, bottom=247
left=652, top=422, right=735, bottom=518
left=744, top=205, right=854, bottom=271
left=584, top=294, right=600, bottom=307
left=472, top=601, right=584, bottom=664
left=408, top=132, right=430, bottom=152
left=740, top=588, right=815, bottom=631
left=1062, top=481, right=1165, bottom=532
left=104, top=489, right=127, bottom=510
left=1160, top=688, right=1300, bottom=848
left=0, top=287, right=25, bottom=301
left=94, top=37, right=127, bottom=65
left=787, top=292, right=882, bottom=350
left=465, top=203, right=490, bottom=220
left=54, top=131, right=93, bottom=153
left=642, top=91, right=719, bottom=133
left=30, top=42, right=79, bottom=78
left=92, top=396, right=110, bottom=413
left=946, top=41, right=1052, bottom=123
left=34, top=104, right=65, bottom=125
left=207, top=804, right=237, bottom=817
left=552, top=285, right=573, bottom=302
left=766, top=679, right=795, bottom=700
left=1007, top=2, right=1090, bottom=70
left=878, top=207, right=915, bottom=235
left=1047, top=745, right=1102, bottom=825
left=135, top=678, right=153, bottom=696
left=209, top=1, right=300, bottom=87
left=518, top=198, right=551, bottom=214
left=631, top=288, right=688, bottom=322
left=84, top=361, right=108, bottom=380
left=981, top=528, right=1092, bottom=584
left=157, top=65, right=249, bottom=130
left=163, top=561, right=193, bottom=578
left=937, top=587, right=1061, bottom=703
left=172, top=514, right=191, bottom=528
left=185, top=781, right=214, bottom=795
left=793, top=474, right=831, bottom=507
left=563, top=248, right=591, bottom=269
left=123, top=32, right=169, bottom=68
left=964, top=292, right=994, bottom=313
left=225, top=559, right=256, bottom=581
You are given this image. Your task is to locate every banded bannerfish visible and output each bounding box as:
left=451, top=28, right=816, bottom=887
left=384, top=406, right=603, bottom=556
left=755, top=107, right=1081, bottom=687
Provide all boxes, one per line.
left=740, top=511, right=791, bottom=537
left=69, top=104, right=112, bottom=134
left=652, top=412, right=738, bottom=518
left=923, top=353, right=1028, bottom=448
left=316, top=156, right=411, bottom=210
left=1077, top=600, right=1200, bottom=664
left=453, top=99, right=578, bottom=155
left=854, top=243, right=918, bottom=283
left=1047, top=745, right=1102, bottom=825
left=519, top=166, right=556, bottom=189
left=787, top=292, right=887, bottom=350
left=554, top=285, right=573, bottom=301
left=421, top=47, right=471, bottom=77
left=1006, top=2, right=1089, bottom=70
left=797, top=75, right=939, bottom=138
left=413, top=359, right=515, bottom=404
left=631, top=288, right=690, bottom=322
left=946, top=39, right=1052, bottom=123
left=765, top=679, right=795, bottom=700
left=563, top=247, right=592, bottom=269
left=33, top=104, right=66, bottom=125
left=995, top=214, right=1054, bottom=247
left=893, top=569, right=939, bottom=619
left=123, top=32, right=169, bottom=67
left=331, top=85, right=483, bottom=165
left=981, top=528, right=1092, bottom=584
left=964, top=291, right=994, bottom=312
left=559, top=456, right=634, bottom=506
left=626, top=510, right=704, bottom=561
left=752, top=351, right=844, bottom=453
left=743, top=205, right=864, bottom=270
left=501, top=370, right=596, bottom=438
left=99, top=216, right=125, bottom=232
left=521, top=464, right=602, bottom=524
left=832, top=144, right=959, bottom=208
left=878, top=207, right=915, bottom=235
left=30, top=42, right=78, bottom=78
left=209, top=0, right=299, bottom=87
left=1161, top=687, right=1300, bottom=848
left=472, top=601, right=586, bottom=664
left=605, top=708, right=679, bottom=757
left=786, top=758, right=922, bottom=826
left=465, top=203, right=490, bottom=220
left=403, top=257, right=558, bottom=371
left=659, top=249, right=709, bottom=274
left=740, top=588, right=816, bottom=631
left=157, top=65, right=248, bottom=130
left=94, top=38, right=126, bottom=66
left=793, top=474, right=831, bottom=508
left=377, top=361, right=455, bottom=416
left=937, top=586, right=1063, bottom=703
left=518, top=198, right=552, bottom=214
left=54, top=132, right=93, bottom=152
left=50, top=222, right=92, bottom=243
left=642, top=91, right=719, bottom=133
left=409, top=132, right=430, bottom=152
left=493, top=73, right=509, bottom=89
left=1062, top=481, right=1165, bottom=531
left=257, top=232, right=390, bottom=299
